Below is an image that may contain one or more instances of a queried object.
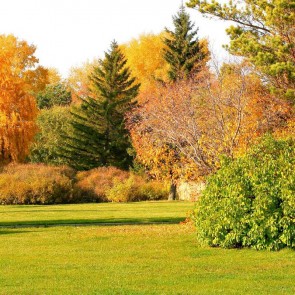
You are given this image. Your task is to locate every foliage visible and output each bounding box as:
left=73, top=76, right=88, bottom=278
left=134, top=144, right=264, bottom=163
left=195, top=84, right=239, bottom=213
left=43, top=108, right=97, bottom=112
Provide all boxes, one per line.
left=0, top=163, right=168, bottom=205
left=194, top=136, right=295, bottom=250
left=61, top=41, right=140, bottom=170
left=106, top=175, right=169, bottom=202
left=36, top=83, right=72, bottom=109
left=129, top=64, right=290, bottom=180
left=76, top=166, right=129, bottom=201
left=187, top=0, right=295, bottom=101
left=0, top=164, right=76, bottom=205
left=163, top=5, right=209, bottom=81
left=47, top=68, right=62, bottom=85
left=0, top=34, right=39, bottom=164
left=121, top=32, right=170, bottom=94
left=75, top=166, right=168, bottom=202
left=67, top=60, right=99, bottom=103
left=28, top=106, right=72, bottom=165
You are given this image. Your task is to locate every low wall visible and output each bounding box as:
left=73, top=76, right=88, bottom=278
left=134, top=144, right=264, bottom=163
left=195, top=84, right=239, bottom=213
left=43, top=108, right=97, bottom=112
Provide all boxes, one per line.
left=177, top=181, right=205, bottom=201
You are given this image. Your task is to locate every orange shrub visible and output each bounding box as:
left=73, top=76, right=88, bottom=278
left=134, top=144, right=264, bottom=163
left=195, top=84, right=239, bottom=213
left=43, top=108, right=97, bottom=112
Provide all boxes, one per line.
left=76, top=166, right=129, bottom=201
left=0, top=164, right=169, bottom=204
left=106, top=175, right=169, bottom=202
left=0, top=164, right=75, bottom=204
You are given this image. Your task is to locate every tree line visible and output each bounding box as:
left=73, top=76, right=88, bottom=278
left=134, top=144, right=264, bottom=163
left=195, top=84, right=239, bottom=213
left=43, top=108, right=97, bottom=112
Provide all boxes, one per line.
left=1, top=1, right=294, bottom=176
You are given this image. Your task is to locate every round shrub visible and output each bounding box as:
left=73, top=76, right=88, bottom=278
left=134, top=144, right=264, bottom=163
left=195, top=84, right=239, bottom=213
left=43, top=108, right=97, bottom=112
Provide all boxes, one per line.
left=194, top=136, right=295, bottom=250
left=106, top=175, right=169, bottom=202
left=75, top=166, right=130, bottom=202
left=0, top=164, right=76, bottom=204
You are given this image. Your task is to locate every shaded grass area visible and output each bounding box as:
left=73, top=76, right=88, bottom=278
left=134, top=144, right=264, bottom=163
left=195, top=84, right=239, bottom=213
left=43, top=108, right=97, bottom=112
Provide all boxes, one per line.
left=0, top=202, right=193, bottom=227
left=0, top=224, right=294, bottom=295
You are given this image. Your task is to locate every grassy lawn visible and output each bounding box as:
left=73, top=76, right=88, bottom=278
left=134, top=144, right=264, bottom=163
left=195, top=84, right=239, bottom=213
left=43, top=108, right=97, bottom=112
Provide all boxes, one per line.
left=0, top=202, right=294, bottom=294
left=0, top=201, right=193, bottom=227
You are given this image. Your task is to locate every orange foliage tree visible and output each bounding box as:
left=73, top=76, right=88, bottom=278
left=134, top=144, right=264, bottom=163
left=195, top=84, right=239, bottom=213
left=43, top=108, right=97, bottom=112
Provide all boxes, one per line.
left=0, top=35, right=39, bottom=164
left=128, top=63, right=290, bottom=181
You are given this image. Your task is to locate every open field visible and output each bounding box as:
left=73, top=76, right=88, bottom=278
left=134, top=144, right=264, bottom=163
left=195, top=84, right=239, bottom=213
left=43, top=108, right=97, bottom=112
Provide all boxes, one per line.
left=0, top=202, right=294, bottom=295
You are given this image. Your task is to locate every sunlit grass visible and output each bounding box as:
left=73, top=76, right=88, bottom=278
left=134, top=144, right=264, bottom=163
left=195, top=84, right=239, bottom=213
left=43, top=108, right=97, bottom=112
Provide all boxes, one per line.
left=0, top=201, right=193, bottom=227
left=0, top=224, right=294, bottom=295
left=0, top=202, right=294, bottom=294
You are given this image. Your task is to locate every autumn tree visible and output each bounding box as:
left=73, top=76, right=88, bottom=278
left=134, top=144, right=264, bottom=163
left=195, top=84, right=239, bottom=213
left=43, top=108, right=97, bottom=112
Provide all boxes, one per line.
left=0, top=35, right=40, bottom=164
left=129, top=64, right=290, bottom=180
left=163, top=4, right=209, bottom=81
left=47, top=68, right=62, bottom=85
left=131, top=6, right=208, bottom=198
left=187, top=0, right=295, bottom=101
left=61, top=41, right=140, bottom=170
left=121, top=33, right=170, bottom=95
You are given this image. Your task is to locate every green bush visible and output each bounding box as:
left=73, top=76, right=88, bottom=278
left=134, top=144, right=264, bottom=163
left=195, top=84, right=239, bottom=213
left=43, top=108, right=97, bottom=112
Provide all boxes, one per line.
left=28, top=106, right=72, bottom=165
left=194, top=136, right=295, bottom=250
left=0, top=164, right=76, bottom=204
left=106, top=175, right=169, bottom=202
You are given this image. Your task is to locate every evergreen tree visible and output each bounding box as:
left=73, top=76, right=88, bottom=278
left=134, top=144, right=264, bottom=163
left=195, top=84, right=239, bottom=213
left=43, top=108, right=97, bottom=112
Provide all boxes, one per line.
left=61, top=41, right=140, bottom=170
left=163, top=5, right=208, bottom=81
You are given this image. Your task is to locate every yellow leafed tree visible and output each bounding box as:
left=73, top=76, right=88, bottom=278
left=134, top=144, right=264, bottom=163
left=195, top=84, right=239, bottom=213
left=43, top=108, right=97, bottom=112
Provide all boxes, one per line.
left=0, top=35, right=39, bottom=164
left=121, top=33, right=170, bottom=96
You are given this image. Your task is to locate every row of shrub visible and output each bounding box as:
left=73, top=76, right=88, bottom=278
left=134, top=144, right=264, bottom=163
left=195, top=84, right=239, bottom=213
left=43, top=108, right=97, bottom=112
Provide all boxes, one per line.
left=0, top=165, right=168, bottom=205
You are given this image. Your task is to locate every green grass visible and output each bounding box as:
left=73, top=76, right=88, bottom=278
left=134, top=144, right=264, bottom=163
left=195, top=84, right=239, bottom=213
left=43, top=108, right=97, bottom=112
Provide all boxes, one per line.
left=0, top=202, right=294, bottom=294
left=0, top=201, right=193, bottom=227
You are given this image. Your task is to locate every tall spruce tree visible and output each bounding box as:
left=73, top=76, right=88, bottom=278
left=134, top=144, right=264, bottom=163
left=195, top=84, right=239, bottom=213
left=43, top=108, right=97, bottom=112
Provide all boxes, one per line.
left=163, top=5, right=208, bottom=81
left=161, top=5, right=209, bottom=199
left=62, top=41, right=140, bottom=170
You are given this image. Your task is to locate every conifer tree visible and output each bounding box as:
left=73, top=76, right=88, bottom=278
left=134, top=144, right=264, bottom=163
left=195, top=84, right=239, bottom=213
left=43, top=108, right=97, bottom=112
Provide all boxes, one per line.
left=163, top=5, right=208, bottom=81
left=62, top=41, right=140, bottom=170
left=187, top=0, right=295, bottom=101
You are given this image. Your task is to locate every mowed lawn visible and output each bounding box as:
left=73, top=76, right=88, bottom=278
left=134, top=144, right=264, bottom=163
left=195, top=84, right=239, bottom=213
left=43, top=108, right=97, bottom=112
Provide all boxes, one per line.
left=0, top=202, right=294, bottom=295
left=0, top=202, right=193, bottom=227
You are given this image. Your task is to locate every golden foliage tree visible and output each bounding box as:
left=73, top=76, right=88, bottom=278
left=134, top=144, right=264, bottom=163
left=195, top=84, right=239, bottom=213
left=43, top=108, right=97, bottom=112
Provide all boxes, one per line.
left=0, top=35, right=39, bottom=164
left=121, top=33, right=170, bottom=95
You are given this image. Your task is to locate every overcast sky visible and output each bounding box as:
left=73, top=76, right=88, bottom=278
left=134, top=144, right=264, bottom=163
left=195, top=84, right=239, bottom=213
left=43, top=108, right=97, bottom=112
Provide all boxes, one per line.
left=0, top=0, right=230, bottom=77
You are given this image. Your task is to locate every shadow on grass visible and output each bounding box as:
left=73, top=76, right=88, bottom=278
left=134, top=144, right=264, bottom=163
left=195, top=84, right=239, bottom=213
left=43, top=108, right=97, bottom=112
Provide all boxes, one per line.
left=0, top=217, right=184, bottom=228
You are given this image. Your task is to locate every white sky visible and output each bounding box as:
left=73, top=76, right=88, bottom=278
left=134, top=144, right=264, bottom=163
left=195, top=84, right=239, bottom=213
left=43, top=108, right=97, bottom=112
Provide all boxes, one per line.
left=0, top=0, right=230, bottom=78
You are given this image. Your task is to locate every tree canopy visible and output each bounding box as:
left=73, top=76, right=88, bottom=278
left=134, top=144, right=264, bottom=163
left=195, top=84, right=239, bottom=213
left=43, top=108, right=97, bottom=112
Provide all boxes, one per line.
left=0, top=35, right=39, bottom=164
left=187, top=0, right=295, bottom=101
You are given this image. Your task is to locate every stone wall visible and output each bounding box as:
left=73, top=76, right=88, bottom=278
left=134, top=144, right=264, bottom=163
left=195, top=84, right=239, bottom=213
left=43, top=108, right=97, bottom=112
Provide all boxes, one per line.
left=177, top=181, right=205, bottom=201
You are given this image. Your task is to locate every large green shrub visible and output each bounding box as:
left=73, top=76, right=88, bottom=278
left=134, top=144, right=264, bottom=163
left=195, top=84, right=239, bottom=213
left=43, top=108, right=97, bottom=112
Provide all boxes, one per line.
left=194, top=136, right=295, bottom=250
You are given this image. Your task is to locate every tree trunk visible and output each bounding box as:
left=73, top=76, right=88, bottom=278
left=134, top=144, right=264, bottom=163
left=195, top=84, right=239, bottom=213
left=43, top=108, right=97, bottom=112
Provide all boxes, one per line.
left=168, top=182, right=177, bottom=201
